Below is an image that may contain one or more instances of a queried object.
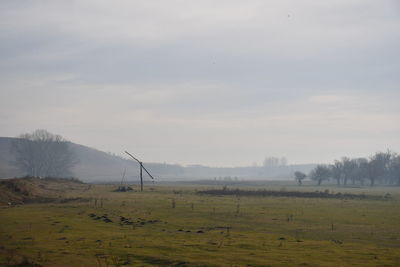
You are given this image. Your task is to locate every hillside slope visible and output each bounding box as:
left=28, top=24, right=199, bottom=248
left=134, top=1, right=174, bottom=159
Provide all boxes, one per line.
left=0, top=137, right=24, bottom=178
left=0, top=137, right=315, bottom=182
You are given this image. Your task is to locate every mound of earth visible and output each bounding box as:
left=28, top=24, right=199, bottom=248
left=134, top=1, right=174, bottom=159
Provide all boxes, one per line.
left=0, top=177, right=87, bottom=205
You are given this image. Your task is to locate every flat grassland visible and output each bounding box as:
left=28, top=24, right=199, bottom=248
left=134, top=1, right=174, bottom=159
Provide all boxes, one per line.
left=1, top=182, right=399, bottom=266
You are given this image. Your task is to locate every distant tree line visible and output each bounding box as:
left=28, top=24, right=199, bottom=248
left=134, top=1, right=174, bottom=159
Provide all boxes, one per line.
left=298, top=151, right=400, bottom=186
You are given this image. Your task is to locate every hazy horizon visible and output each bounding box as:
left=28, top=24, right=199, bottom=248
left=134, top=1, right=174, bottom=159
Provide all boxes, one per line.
left=1, top=1, right=399, bottom=167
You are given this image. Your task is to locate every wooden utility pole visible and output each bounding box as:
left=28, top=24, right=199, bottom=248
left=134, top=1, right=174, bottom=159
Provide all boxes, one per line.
left=140, top=162, right=143, bottom=192
left=125, top=151, right=154, bottom=192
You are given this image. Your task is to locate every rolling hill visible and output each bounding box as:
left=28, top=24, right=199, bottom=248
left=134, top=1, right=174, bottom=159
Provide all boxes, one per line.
left=0, top=137, right=315, bottom=182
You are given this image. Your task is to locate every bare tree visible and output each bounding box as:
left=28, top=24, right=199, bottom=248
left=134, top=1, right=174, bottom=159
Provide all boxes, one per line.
left=11, top=129, right=77, bottom=177
left=309, top=164, right=331, bottom=186
left=341, top=157, right=357, bottom=186
left=368, top=151, right=392, bottom=186
left=294, top=171, right=306, bottom=185
left=351, top=158, right=368, bottom=185
left=330, top=160, right=343, bottom=185
left=389, top=155, right=400, bottom=185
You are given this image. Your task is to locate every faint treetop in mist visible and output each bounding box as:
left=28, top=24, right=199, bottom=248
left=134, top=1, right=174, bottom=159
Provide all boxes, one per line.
left=263, top=156, right=288, bottom=167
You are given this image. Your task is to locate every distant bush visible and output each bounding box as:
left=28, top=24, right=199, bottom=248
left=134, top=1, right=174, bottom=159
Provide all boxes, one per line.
left=114, top=186, right=133, bottom=192
left=42, top=176, right=84, bottom=184
left=197, top=188, right=388, bottom=200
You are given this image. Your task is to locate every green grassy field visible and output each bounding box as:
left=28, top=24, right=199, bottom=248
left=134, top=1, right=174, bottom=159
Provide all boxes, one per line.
left=1, top=183, right=400, bottom=266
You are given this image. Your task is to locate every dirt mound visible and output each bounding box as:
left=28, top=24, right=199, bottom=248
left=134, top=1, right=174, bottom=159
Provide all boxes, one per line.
left=0, top=177, right=86, bottom=205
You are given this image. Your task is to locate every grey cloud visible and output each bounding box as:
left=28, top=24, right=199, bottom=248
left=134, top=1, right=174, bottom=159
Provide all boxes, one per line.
left=0, top=0, right=399, bottom=166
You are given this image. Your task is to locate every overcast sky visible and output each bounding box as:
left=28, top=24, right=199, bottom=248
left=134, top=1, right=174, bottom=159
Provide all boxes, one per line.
left=1, top=0, right=399, bottom=166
